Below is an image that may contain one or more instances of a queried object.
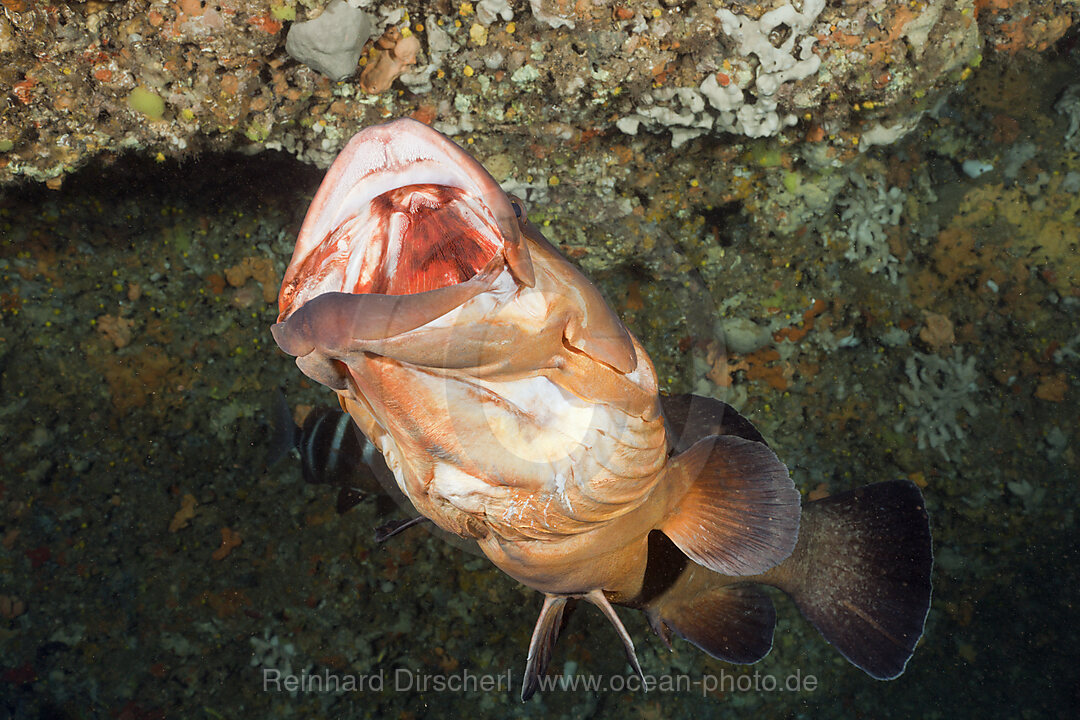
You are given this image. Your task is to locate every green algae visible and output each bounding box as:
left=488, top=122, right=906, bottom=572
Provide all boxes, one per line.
left=127, top=87, right=165, bottom=121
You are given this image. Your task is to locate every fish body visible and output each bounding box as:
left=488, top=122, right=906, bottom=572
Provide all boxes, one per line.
left=267, top=393, right=413, bottom=519
left=272, top=119, right=932, bottom=697
left=334, top=235, right=675, bottom=599
left=267, top=392, right=387, bottom=490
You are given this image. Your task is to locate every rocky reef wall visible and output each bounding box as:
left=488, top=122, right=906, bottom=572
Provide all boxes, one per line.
left=2, top=0, right=1076, bottom=186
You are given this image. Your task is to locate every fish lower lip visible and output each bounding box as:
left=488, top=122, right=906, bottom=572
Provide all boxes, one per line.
left=270, top=320, right=313, bottom=357
left=273, top=260, right=498, bottom=356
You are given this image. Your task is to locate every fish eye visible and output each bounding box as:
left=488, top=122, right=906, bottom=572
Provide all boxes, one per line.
left=510, top=196, right=526, bottom=219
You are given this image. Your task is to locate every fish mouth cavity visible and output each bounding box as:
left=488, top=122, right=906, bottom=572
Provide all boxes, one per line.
left=279, top=118, right=523, bottom=321
left=348, top=182, right=504, bottom=296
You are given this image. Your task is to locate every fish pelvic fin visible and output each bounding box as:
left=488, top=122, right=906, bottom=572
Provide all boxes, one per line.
left=373, top=515, right=428, bottom=543
left=763, top=479, right=933, bottom=679
left=521, top=595, right=574, bottom=701
left=520, top=590, right=648, bottom=701
left=584, top=589, right=647, bottom=689
left=658, top=435, right=801, bottom=576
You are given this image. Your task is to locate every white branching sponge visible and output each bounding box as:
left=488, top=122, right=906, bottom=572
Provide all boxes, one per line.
left=617, top=1, right=827, bottom=145
left=706, top=0, right=825, bottom=138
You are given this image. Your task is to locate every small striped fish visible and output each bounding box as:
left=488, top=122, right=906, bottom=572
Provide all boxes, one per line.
left=268, top=392, right=411, bottom=526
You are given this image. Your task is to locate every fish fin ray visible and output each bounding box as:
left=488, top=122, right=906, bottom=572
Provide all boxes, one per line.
left=659, top=435, right=800, bottom=575
left=373, top=515, right=428, bottom=543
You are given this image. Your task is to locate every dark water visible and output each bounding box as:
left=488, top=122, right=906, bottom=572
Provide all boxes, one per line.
left=2, top=52, right=1078, bottom=720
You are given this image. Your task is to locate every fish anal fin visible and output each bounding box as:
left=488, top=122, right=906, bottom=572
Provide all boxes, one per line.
left=651, top=583, right=776, bottom=665
left=765, top=479, right=933, bottom=680
left=659, top=435, right=800, bottom=576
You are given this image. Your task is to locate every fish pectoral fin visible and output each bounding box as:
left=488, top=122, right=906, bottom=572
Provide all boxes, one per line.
left=521, top=595, right=575, bottom=701
left=763, top=479, right=933, bottom=680
left=648, top=583, right=776, bottom=665
left=583, top=589, right=647, bottom=688
left=658, top=435, right=801, bottom=576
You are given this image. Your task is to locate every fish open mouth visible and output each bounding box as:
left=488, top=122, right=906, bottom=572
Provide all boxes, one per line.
left=340, top=182, right=502, bottom=296
left=278, top=118, right=531, bottom=322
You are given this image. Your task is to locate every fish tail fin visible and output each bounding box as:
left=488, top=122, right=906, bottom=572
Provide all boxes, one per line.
left=766, top=479, right=933, bottom=679
left=658, top=435, right=801, bottom=576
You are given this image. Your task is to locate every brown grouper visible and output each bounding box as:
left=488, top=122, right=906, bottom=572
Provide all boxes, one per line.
left=271, top=118, right=932, bottom=700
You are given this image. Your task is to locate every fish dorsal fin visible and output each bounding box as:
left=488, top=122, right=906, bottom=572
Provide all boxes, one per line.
left=659, top=393, right=766, bottom=453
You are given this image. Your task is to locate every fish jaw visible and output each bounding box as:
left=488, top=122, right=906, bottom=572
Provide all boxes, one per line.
left=277, top=117, right=533, bottom=323
left=271, top=118, right=670, bottom=585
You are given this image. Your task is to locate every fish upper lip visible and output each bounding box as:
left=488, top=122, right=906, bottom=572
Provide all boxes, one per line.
left=278, top=118, right=531, bottom=321
left=279, top=118, right=528, bottom=320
